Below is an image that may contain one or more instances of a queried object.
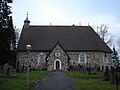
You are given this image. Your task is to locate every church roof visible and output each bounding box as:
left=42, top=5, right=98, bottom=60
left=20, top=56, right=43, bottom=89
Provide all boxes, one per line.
left=17, top=25, right=112, bottom=53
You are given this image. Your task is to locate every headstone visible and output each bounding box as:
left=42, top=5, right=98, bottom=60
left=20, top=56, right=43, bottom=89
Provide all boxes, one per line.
left=117, top=74, right=120, bottom=84
left=103, top=66, right=110, bottom=81
left=3, top=63, right=10, bottom=75
left=0, top=66, right=3, bottom=71
left=111, top=66, right=115, bottom=83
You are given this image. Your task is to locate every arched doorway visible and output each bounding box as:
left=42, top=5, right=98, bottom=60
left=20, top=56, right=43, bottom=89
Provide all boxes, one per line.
left=54, top=59, right=61, bottom=70
left=56, top=61, right=60, bottom=69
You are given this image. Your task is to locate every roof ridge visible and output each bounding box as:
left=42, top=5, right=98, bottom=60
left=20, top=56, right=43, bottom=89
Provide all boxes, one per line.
left=29, top=25, right=91, bottom=27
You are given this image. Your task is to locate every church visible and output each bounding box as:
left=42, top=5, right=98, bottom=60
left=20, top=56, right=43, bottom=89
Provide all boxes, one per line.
left=17, top=16, right=112, bottom=71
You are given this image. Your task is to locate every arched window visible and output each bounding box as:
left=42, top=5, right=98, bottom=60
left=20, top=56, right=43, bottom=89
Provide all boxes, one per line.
left=37, top=53, right=45, bottom=64
left=103, top=53, right=108, bottom=63
left=78, top=52, right=87, bottom=63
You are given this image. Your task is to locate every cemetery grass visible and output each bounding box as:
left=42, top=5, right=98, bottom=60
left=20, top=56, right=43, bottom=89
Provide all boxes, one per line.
left=66, top=71, right=117, bottom=90
left=0, top=71, right=48, bottom=90
left=74, top=80, right=117, bottom=90
left=65, top=71, right=104, bottom=78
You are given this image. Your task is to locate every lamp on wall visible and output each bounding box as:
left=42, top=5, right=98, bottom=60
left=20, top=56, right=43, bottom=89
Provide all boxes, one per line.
left=103, top=52, right=110, bottom=81
left=104, top=53, right=107, bottom=57
left=40, top=53, right=44, bottom=56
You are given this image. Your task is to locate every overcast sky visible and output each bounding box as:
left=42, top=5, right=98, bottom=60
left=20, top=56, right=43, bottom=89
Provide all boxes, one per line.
left=11, top=0, right=120, bottom=41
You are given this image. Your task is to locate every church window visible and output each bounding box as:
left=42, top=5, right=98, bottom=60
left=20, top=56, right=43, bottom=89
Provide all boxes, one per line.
left=78, top=52, right=87, bottom=63
left=103, top=53, right=108, bottom=63
left=37, top=53, right=45, bottom=64
left=55, top=53, right=60, bottom=57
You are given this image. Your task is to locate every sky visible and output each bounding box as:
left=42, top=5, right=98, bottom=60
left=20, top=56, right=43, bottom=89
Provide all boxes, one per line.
left=11, top=0, right=120, bottom=42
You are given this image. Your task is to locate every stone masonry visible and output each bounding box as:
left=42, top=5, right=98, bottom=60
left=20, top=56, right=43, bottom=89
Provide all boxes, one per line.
left=17, top=49, right=112, bottom=71
left=47, top=44, right=69, bottom=71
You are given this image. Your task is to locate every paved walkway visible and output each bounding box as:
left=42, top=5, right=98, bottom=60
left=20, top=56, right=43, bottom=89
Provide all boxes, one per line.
left=33, top=71, right=76, bottom=90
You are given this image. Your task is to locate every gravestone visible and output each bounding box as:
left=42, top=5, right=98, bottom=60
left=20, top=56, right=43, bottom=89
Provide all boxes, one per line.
left=111, top=66, right=115, bottom=83
left=103, top=66, right=110, bottom=81
left=3, top=63, right=10, bottom=75
left=0, top=66, right=3, bottom=70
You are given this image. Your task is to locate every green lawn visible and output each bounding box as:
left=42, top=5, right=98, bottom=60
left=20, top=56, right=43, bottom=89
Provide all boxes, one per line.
left=65, top=71, right=104, bottom=78
left=66, top=71, right=118, bottom=90
left=0, top=71, right=48, bottom=90
left=75, top=80, right=117, bottom=90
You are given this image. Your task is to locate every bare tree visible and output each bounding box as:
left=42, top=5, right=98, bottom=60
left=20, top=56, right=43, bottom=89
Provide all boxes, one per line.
left=97, top=24, right=114, bottom=47
left=15, top=28, right=21, bottom=47
left=117, top=39, right=120, bottom=47
left=117, top=39, right=120, bottom=53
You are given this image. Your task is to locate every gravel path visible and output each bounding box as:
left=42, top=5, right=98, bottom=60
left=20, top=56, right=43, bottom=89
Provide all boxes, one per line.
left=32, top=71, right=76, bottom=90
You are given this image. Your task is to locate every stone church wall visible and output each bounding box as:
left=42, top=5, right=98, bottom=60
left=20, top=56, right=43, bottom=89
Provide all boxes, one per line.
left=17, top=52, right=49, bottom=70
left=47, top=44, right=69, bottom=71
left=67, top=51, right=112, bottom=70
left=17, top=51, right=112, bottom=71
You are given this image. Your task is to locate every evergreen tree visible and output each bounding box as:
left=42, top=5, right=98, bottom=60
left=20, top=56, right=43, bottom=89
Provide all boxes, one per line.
left=0, top=0, right=16, bottom=66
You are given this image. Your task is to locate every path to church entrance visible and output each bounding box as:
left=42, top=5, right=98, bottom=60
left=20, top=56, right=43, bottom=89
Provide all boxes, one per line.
left=32, top=71, right=76, bottom=90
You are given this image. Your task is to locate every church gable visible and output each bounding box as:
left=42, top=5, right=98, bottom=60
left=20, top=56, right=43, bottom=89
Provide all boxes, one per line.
left=47, top=43, right=70, bottom=70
